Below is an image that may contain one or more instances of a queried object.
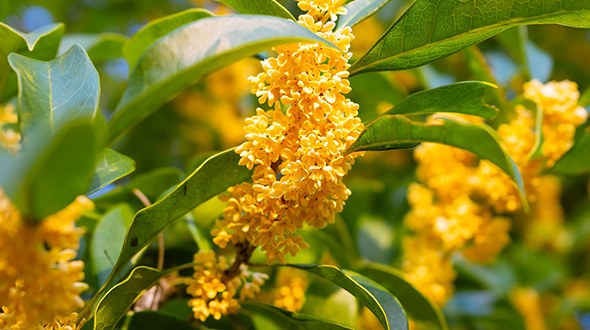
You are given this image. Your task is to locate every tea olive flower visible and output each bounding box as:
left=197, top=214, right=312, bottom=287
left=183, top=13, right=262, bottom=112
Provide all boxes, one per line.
left=213, top=0, right=364, bottom=265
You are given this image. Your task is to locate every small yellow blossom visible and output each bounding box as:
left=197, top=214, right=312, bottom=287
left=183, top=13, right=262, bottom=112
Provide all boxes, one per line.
left=186, top=251, right=268, bottom=322
left=0, top=190, right=92, bottom=329
left=510, top=287, right=547, bottom=330
left=0, top=104, right=21, bottom=153
left=524, top=80, right=588, bottom=167
left=272, top=268, right=308, bottom=312
left=213, top=0, right=364, bottom=264
left=402, top=236, right=456, bottom=306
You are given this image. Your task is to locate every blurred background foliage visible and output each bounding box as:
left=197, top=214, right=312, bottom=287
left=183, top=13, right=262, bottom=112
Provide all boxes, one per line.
left=3, top=0, right=590, bottom=329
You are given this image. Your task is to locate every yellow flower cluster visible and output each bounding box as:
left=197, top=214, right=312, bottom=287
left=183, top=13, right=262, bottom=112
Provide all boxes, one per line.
left=212, top=0, right=364, bottom=264
left=186, top=251, right=268, bottom=321
left=402, top=80, right=588, bottom=306
left=510, top=287, right=547, bottom=330
left=272, top=268, right=308, bottom=312
left=0, top=190, right=92, bottom=329
left=0, top=104, right=21, bottom=153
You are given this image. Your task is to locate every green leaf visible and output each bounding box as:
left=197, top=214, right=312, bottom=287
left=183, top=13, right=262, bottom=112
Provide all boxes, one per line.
left=548, top=126, right=590, bottom=174
left=105, top=15, right=337, bottom=146
left=0, top=22, right=64, bottom=101
left=526, top=101, right=544, bottom=160
left=243, top=301, right=356, bottom=330
left=349, top=0, right=590, bottom=75
left=380, top=81, right=499, bottom=119
left=8, top=44, right=99, bottom=135
left=216, top=0, right=295, bottom=20
left=462, top=47, right=511, bottom=119
left=293, top=264, right=409, bottom=330
left=347, top=115, right=527, bottom=209
left=358, top=263, right=448, bottom=330
left=494, top=27, right=529, bottom=68
left=88, top=149, right=251, bottom=315
left=123, top=9, right=214, bottom=68
left=128, top=311, right=200, bottom=330
left=94, top=267, right=163, bottom=330
left=92, top=167, right=182, bottom=211
left=60, top=33, right=127, bottom=62
left=0, top=121, right=97, bottom=220
left=87, top=149, right=135, bottom=195
left=337, top=0, right=391, bottom=30
left=91, top=204, right=134, bottom=287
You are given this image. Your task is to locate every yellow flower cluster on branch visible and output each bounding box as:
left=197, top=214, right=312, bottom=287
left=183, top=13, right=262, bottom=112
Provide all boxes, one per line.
left=212, top=0, right=364, bottom=265
left=510, top=287, right=547, bottom=330
left=0, top=104, right=21, bottom=154
left=271, top=268, right=308, bottom=312
left=186, top=251, right=268, bottom=321
left=402, top=80, right=588, bottom=306
left=0, top=191, right=92, bottom=330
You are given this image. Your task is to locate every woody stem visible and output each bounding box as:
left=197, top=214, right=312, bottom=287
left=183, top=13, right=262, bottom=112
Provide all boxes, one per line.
left=223, top=241, right=256, bottom=282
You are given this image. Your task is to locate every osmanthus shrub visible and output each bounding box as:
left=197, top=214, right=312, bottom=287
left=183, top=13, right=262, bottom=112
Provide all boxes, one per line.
left=0, top=0, right=589, bottom=329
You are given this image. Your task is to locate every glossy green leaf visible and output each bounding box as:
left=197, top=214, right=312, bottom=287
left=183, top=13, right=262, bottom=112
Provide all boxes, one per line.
left=123, top=9, right=214, bottom=68
left=548, top=126, right=590, bottom=174
left=128, top=311, right=199, bottom=330
left=358, top=263, right=448, bottom=330
left=494, top=27, right=528, bottom=67
left=91, top=204, right=134, bottom=287
left=337, top=0, right=391, bottom=30
left=105, top=15, right=336, bottom=146
left=0, top=22, right=64, bottom=101
left=8, top=44, right=99, bottom=134
left=60, top=33, right=127, bottom=62
left=526, top=101, right=544, bottom=160
left=243, top=301, right=356, bottom=330
left=0, top=121, right=97, bottom=220
left=380, top=81, right=499, bottom=119
left=94, top=267, right=163, bottom=330
left=87, top=149, right=135, bottom=195
left=462, top=47, right=511, bottom=117
left=349, top=0, right=590, bottom=75
left=216, top=0, right=295, bottom=20
left=89, top=149, right=252, bottom=314
left=293, top=264, right=409, bottom=330
left=92, top=167, right=182, bottom=211
left=347, top=115, right=527, bottom=208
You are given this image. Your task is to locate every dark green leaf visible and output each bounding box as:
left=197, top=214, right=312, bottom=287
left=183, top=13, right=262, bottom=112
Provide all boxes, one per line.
left=0, top=121, right=97, bottom=220
left=105, top=15, right=337, bottom=146
left=90, top=149, right=251, bottom=313
left=293, top=264, right=409, bottom=330
left=128, top=311, right=200, bottom=330
left=494, top=27, right=528, bottom=68
left=60, top=33, right=127, bottom=62
left=347, top=115, right=527, bottom=208
left=349, top=0, right=590, bottom=75
left=337, top=0, right=391, bottom=30
left=123, top=9, right=214, bottom=68
left=526, top=101, right=544, bottom=160
left=216, top=0, right=295, bottom=20
left=358, top=263, right=448, bottom=330
left=380, top=81, right=499, bottom=119
left=243, top=301, right=356, bottom=330
left=8, top=44, right=99, bottom=134
left=94, top=267, right=163, bottom=330
left=91, top=204, right=134, bottom=287
left=92, top=167, right=182, bottom=211
left=0, top=22, right=64, bottom=101
left=548, top=126, right=590, bottom=174
left=87, top=149, right=135, bottom=195
left=462, top=47, right=511, bottom=123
